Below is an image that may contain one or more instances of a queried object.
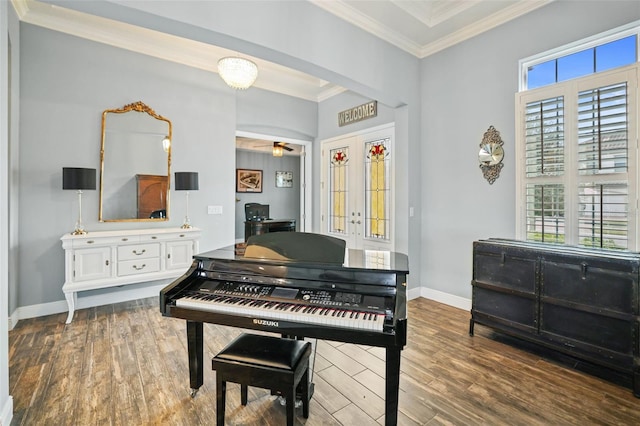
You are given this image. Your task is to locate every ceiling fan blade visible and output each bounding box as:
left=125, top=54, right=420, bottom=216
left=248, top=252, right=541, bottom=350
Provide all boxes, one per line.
left=274, top=141, right=294, bottom=151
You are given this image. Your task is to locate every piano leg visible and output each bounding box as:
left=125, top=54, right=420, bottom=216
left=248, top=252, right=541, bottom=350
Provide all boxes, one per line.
left=385, top=347, right=401, bottom=426
left=187, top=321, right=204, bottom=397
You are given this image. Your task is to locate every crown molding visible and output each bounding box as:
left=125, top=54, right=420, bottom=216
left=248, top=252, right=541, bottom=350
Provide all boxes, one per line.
left=309, top=0, right=423, bottom=57
left=12, top=0, right=553, bottom=100
left=11, top=0, right=338, bottom=102
left=11, top=0, right=29, bottom=18
left=391, top=0, right=480, bottom=28
left=419, top=0, right=553, bottom=57
left=311, top=0, right=553, bottom=59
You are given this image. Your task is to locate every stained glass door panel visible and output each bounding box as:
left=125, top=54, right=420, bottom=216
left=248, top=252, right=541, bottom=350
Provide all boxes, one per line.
left=321, top=125, right=394, bottom=251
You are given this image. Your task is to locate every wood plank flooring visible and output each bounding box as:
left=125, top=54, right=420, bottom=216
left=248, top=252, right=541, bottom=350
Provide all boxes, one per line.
left=9, top=297, right=640, bottom=425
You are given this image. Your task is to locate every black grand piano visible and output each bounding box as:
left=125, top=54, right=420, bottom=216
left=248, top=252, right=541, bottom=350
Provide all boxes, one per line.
left=160, top=232, right=409, bottom=425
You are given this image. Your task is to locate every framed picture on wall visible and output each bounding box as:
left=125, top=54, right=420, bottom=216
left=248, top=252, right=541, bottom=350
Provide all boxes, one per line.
left=276, top=171, right=293, bottom=188
left=236, top=169, right=263, bottom=193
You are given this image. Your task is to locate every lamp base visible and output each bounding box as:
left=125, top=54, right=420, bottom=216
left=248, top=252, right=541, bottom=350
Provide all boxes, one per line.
left=181, top=214, right=192, bottom=229
left=71, top=228, right=88, bottom=235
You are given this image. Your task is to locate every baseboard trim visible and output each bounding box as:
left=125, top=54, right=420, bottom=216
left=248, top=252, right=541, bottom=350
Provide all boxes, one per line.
left=0, top=396, right=13, bottom=426
left=421, top=287, right=471, bottom=311
left=407, top=287, right=422, bottom=300
left=8, top=310, right=18, bottom=331
left=10, top=281, right=171, bottom=326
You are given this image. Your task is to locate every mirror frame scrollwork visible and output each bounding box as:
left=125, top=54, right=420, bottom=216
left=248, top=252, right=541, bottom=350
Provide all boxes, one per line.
left=478, top=125, right=504, bottom=185
left=99, top=101, right=172, bottom=222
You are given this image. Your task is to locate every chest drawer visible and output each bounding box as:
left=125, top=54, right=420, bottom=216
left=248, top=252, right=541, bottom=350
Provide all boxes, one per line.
left=541, top=259, right=636, bottom=314
left=117, top=243, right=160, bottom=261
left=473, top=251, right=537, bottom=294
left=118, top=258, right=161, bottom=276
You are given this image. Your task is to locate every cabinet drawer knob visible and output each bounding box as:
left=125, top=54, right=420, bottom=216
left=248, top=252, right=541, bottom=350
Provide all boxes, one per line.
left=180, top=234, right=185, bottom=238
left=152, top=236, right=158, bottom=239
left=105, top=260, right=109, bottom=266
left=132, top=264, right=146, bottom=270
left=167, top=254, right=171, bottom=259
left=132, top=249, right=146, bottom=256
left=122, top=238, right=128, bottom=241
left=87, top=240, right=94, bottom=244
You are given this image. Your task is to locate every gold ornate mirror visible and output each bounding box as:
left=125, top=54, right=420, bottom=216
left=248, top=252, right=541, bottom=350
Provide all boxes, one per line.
left=478, top=125, right=504, bottom=185
left=99, top=101, right=172, bottom=222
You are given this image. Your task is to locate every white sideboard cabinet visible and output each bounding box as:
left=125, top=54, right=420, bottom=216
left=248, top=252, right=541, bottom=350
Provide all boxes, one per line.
left=61, top=227, right=201, bottom=323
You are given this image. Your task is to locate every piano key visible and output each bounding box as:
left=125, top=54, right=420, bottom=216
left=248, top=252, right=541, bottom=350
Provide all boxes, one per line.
left=175, top=294, right=385, bottom=332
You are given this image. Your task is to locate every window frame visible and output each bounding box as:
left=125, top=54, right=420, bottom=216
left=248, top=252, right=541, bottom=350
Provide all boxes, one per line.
left=516, top=64, right=638, bottom=250
left=519, top=21, right=640, bottom=92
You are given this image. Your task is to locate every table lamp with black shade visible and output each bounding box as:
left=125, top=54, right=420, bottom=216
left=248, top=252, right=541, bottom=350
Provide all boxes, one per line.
left=175, top=172, right=199, bottom=229
left=63, top=167, right=96, bottom=235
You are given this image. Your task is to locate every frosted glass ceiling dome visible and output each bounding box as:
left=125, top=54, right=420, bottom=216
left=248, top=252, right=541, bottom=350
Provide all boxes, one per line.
left=217, top=57, right=258, bottom=90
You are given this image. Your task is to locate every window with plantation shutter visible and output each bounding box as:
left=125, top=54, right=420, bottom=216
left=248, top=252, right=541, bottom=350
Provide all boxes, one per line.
left=517, top=65, right=638, bottom=250
left=578, top=83, right=628, bottom=175
left=525, top=184, right=565, bottom=243
left=525, top=96, right=565, bottom=178
left=578, top=182, right=628, bottom=249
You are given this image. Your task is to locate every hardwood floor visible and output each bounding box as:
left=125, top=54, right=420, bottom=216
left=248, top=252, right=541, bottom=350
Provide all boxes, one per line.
left=9, top=297, right=640, bottom=425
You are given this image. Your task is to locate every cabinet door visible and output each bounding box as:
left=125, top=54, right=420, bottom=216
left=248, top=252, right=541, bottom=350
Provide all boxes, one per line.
left=166, top=241, right=194, bottom=270
left=74, top=247, right=112, bottom=282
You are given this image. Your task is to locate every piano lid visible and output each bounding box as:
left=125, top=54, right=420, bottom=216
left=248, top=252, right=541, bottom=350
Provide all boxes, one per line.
left=195, top=232, right=409, bottom=273
left=244, top=232, right=346, bottom=264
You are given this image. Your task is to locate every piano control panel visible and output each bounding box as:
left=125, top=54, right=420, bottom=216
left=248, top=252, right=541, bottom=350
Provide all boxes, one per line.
left=193, top=280, right=380, bottom=310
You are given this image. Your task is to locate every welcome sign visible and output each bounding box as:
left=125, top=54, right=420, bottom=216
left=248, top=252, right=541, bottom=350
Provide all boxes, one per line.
left=338, top=101, right=377, bottom=127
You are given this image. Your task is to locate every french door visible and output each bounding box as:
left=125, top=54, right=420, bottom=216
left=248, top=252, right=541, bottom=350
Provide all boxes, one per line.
left=321, top=124, right=395, bottom=251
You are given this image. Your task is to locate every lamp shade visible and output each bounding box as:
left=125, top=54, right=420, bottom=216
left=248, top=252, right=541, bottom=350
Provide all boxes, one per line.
left=175, top=172, right=199, bottom=191
left=62, top=167, right=96, bottom=190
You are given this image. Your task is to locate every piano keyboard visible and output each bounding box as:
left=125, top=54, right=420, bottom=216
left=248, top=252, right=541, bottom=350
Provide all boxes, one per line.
left=176, top=293, right=386, bottom=331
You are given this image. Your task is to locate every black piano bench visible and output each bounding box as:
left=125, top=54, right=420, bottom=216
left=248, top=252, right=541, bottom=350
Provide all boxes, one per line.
left=211, top=333, right=312, bottom=426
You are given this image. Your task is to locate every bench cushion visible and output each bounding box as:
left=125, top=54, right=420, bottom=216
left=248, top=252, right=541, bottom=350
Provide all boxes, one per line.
left=215, top=334, right=310, bottom=370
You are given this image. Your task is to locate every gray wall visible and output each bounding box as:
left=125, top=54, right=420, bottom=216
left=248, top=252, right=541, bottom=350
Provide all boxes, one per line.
left=237, top=87, right=317, bottom=141
left=17, top=23, right=316, bottom=308
left=45, top=0, right=422, bottom=291
left=11, top=0, right=640, bottom=312
left=234, top=150, right=301, bottom=240
left=420, top=0, right=640, bottom=300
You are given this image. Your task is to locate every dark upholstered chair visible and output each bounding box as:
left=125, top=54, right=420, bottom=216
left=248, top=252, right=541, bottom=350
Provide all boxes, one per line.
left=212, top=333, right=311, bottom=425
left=149, top=209, right=166, bottom=219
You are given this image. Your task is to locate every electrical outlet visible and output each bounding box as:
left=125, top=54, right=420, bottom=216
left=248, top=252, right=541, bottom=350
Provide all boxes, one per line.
left=208, top=205, right=223, bottom=215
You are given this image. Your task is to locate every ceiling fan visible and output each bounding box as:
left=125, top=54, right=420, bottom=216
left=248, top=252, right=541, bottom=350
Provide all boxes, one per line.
left=257, top=141, right=293, bottom=156
left=273, top=141, right=293, bottom=152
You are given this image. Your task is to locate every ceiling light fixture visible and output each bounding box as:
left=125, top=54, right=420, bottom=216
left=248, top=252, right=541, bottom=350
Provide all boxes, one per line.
left=272, top=142, right=284, bottom=157
left=217, top=56, right=258, bottom=90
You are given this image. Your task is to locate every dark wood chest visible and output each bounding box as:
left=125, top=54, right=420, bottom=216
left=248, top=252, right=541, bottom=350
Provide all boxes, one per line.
left=470, top=238, right=640, bottom=396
